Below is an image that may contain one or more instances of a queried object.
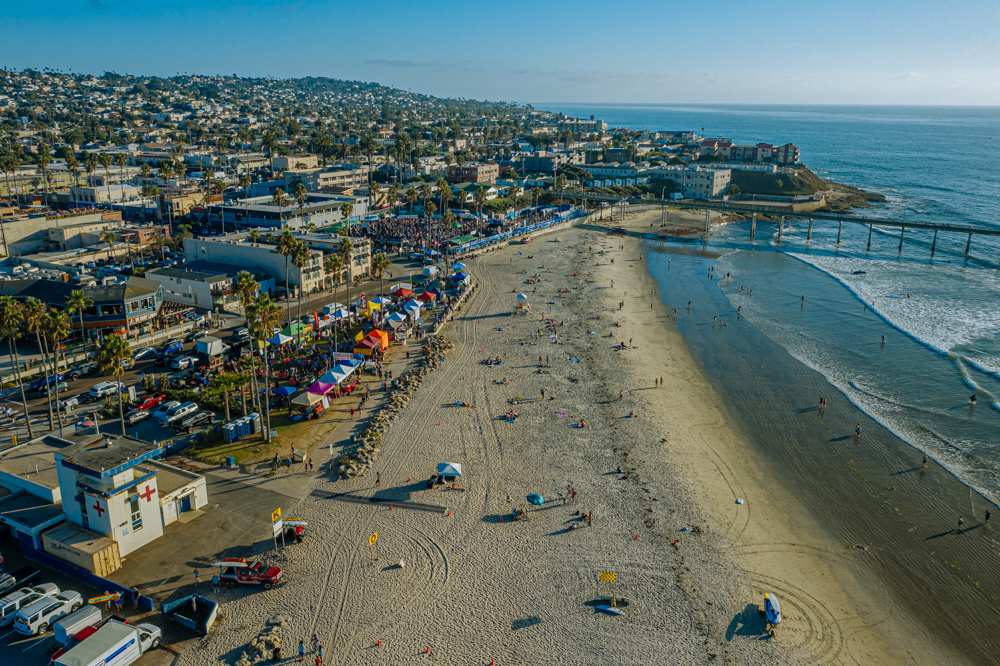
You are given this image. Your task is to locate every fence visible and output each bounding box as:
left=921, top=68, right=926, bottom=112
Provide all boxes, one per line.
left=26, top=546, right=156, bottom=612
left=448, top=207, right=587, bottom=256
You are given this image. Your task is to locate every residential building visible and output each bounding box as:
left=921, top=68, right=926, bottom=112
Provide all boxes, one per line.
left=0, top=209, right=123, bottom=257
left=208, top=192, right=364, bottom=231
left=648, top=166, right=732, bottom=199
left=603, top=147, right=634, bottom=163
left=0, top=276, right=164, bottom=335
left=183, top=234, right=327, bottom=295
left=447, top=163, right=499, bottom=184
left=145, top=266, right=232, bottom=311
left=272, top=154, right=320, bottom=171
left=283, top=165, right=370, bottom=192
left=297, top=233, right=372, bottom=284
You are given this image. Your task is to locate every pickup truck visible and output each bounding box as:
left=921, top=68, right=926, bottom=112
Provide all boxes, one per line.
left=213, top=558, right=283, bottom=589
left=161, top=594, right=218, bottom=636
left=53, top=618, right=161, bottom=666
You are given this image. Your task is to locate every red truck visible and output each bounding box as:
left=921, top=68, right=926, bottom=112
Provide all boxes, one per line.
left=212, top=558, right=282, bottom=589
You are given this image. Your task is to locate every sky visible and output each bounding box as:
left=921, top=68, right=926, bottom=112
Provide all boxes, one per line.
left=4, top=0, right=1000, bottom=105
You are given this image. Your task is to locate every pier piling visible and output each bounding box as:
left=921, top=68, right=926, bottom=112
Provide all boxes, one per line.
left=898, top=225, right=905, bottom=253
left=807, top=219, right=813, bottom=241
left=778, top=216, right=784, bottom=242
left=866, top=224, right=873, bottom=251
left=836, top=220, right=843, bottom=245
left=965, top=232, right=972, bottom=257
left=750, top=213, right=757, bottom=240
left=930, top=229, right=938, bottom=257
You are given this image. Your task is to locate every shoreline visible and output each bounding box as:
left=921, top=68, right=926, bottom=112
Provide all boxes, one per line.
left=624, top=208, right=998, bottom=663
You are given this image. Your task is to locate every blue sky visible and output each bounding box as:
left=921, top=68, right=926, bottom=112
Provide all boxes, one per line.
left=4, top=0, right=1000, bottom=105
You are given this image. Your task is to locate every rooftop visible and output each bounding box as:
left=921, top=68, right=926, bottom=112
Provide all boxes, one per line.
left=147, top=266, right=230, bottom=283
left=0, top=492, right=64, bottom=529
left=0, top=434, right=72, bottom=490
left=56, top=435, right=164, bottom=478
left=137, top=460, right=202, bottom=496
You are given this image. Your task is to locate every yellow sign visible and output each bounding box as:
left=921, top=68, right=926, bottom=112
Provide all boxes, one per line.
left=271, top=507, right=282, bottom=523
left=368, top=532, right=379, bottom=546
left=88, top=593, right=121, bottom=605
left=598, top=571, right=617, bottom=585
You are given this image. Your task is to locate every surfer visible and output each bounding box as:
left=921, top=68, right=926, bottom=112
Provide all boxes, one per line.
left=880, top=335, right=886, bottom=349
left=969, top=393, right=978, bottom=409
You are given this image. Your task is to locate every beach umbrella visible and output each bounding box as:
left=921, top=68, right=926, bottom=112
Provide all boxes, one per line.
left=516, top=292, right=529, bottom=302
left=764, top=593, right=782, bottom=625
left=526, top=493, right=544, bottom=506
left=451, top=271, right=468, bottom=281
left=436, top=461, right=463, bottom=477
left=451, top=261, right=466, bottom=271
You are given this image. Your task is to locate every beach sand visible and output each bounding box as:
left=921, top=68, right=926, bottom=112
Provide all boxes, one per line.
left=179, top=210, right=987, bottom=665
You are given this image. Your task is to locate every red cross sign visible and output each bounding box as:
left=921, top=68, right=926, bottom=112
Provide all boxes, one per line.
left=92, top=500, right=105, bottom=517
left=139, top=485, right=156, bottom=502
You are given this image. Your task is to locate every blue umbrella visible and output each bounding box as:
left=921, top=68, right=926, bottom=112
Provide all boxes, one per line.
left=526, top=493, right=544, bottom=506
left=273, top=385, right=297, bottom=396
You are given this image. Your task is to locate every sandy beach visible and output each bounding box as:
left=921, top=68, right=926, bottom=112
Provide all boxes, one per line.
left=175, top=209, right=991, bottom=665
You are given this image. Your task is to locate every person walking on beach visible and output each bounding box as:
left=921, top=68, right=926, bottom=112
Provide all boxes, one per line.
left=957, top=516, right=965, bottom=532
left=298, top=639, right=306, bottom=661
left=853, top=424, right=862, bottom=444
left=984, top=510, right=991, bottom=526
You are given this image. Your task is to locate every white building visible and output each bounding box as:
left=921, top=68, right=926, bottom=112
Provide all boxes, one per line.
left=647, top=166, right=732, bottom=199
left=145, top=266, right=232, bottom=311
left=70, top=185, right=143, bottom=204
left=184, top=234, right=327, bottom=295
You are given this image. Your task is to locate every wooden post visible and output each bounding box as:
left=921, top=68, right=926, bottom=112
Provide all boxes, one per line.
left=836, top=220, right=843, bottom=245
left=704, top=209, right=710, bottom=237
left=930, top=229, right=938, bottom=257
left=866, top=224, right=873, bottom=251
left=750, top=213, right=757, bottom=240
left=897, top=225, right=905, bottom=253
left=965, top=232, right=972, bottom=257
left=777, top=216, right=784, bottom=242
left=807, top=219, right=813, bottom=241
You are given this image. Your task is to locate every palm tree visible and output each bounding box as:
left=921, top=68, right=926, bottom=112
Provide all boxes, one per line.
left=235, top=270, right=261, bottom=409
left=248, top=292, right=281, bottom=442
left=65, top=289, right=93, bottom=349
left=98, top=152, right=113, bottom=205
left=115, top=154, right=128, bottom=203
left=23, top=298, right=55, bottom=431
left=45, top=310, right=71, bottom=436
left=474, top=186, right=488, bottom=218
left=271, top=187, right=287, bottom=207
left=338, top=234, right=353, bottom=309
left=369, top=181, right=381, bottom=209
left=36, top=143, right=52, bottom=209
left=276, top=230, right=297, bottom=323
left=100, top=229, right=116, bottom=261
left=65, top=153, right=80, bottom=208
left=324, top=252, right=343, bottom=291
left=208, top=372, right=241, bottom=421
left=96, top=333, right=130, bottom=435
left=372, top=251, right=390, bottom=296
left=0, top=297, right=33, bottom=439
left=436, top=177, right=451, bottom=216
left=292, top=242, right=310, bottom=343
left=405, top=187, right=417, bottom=214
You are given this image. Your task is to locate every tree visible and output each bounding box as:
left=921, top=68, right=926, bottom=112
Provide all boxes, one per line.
left=405, top=186, right=418, bottom=214
left=65, top=152, right=80, bottom=208
left=65, top=289, right=93, bottom=348
left=339, top=234, right=353, bottom=308
left=45, top=309, right=71, bottom=435
left=276, top=230, right=297, bottom=321
left=436, top=177, right=451, bottom=215
left=247, top=293, right=281, bottom=442
left=292, top=242, right=310, bottom=343
left=96, top=333, right=130, bottom=435
left=234, top=270, right=261, bottom=409
left=272, top=187, right=287, bottom=207
left=0, top=297, right=33, bottom=438
left=99, top=229, right=116, bottom=261
left=294, top=182, right=307, bottom=225
left=324, top=252, right=343, bottom=290
left=372, top=251, right=390, bottom=296
left=97, top=152, right=113, bottom=205
left=208, top=372, right=241, bottom=421
left=36, top=143, right=52, bottom=208
left=340, top=202, right=353, bottom=229
left=23, top=297, right=55, bottom=431
left=474, top=186, right=488, bottom=218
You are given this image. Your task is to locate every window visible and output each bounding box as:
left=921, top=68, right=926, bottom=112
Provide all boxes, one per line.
left=128, top=495, right=143, bottom=531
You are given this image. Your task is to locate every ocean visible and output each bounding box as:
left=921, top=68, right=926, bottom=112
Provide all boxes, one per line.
left=540, top=103, right=1000, bottom=504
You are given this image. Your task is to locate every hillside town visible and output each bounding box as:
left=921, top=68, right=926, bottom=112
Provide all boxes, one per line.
left=0, top=69, right=813, bottom=665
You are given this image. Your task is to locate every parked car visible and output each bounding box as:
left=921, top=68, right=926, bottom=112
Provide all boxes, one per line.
left=235, top=327, right=250, bottom=341
left=170, top=355, right=195, bottom=370
left=59, top=396, right=80, bottom=411
left=88, top=382, right=120, bottom=400
left=166, top=402, right=199, bottom=424
left=136, top=394, right=167, bottom=411
left=133, top=347, right=157, bottom=361
left=125, top=409, right=150, bottom=425
left=0, top=583, right=59, bottom=627
left=177, top=410, right=213, bottom=430
left=160, top=340, right=183, bottom=357
left=152, top=401, right=181, bottom=423
left=13, top=591, right=83, bottom=635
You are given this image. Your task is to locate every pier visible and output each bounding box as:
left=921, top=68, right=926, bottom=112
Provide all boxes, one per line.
left=575, top=192, right=1000, bottom=258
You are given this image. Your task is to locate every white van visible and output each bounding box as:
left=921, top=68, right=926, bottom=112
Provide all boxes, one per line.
left=13, top=591, right=82, bottom=635
left=88, top=382, right=120, bottom=399
left=0, top=583, right=59, bottom=626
